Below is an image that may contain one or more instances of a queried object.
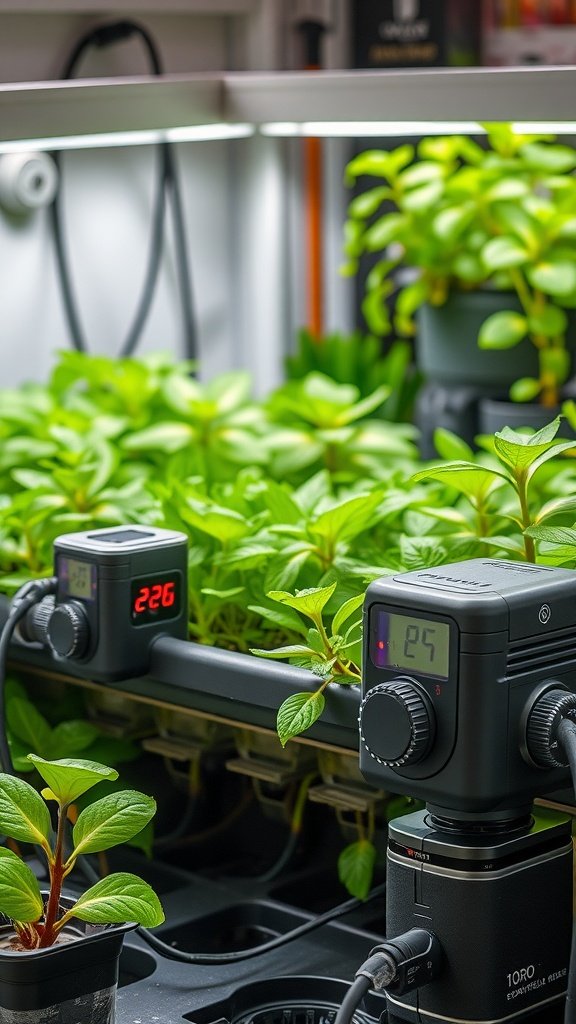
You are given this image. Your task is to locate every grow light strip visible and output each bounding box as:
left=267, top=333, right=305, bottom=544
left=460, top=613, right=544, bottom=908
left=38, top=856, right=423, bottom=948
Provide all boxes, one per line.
left=0, top=123, right=254, bottom=154
left=259, top=121, right=576, bottom=137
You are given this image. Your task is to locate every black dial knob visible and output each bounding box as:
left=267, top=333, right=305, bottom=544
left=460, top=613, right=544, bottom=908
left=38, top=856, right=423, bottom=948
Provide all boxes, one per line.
left=525, top=687, right=576, bottom=768
left=47, top=602, right=89, bottom=660
left=359, top=679, right=434, bottom=768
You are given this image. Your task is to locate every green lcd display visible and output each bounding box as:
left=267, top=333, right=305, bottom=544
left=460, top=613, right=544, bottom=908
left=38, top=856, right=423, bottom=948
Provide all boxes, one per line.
left=372, top=610, right=450, bottom=679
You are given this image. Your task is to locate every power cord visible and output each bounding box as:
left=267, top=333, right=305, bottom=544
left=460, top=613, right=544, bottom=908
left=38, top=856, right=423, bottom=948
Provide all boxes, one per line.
left=0, top=578, right=57, bottom=774
left=71, top=847, right=387, bottom=965
left=556, top=716, right=576, bottom=1024
left=137, top=881, right=387, bottom=965
left=334, top=929, right=442, bottom=1024
left=50, top=19, right=198, bottom=362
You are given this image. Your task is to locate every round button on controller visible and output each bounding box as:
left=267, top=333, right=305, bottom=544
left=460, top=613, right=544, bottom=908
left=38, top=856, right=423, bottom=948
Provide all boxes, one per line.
left=47, top=602, right=90, bottom=659
left=359, top=679, right=435, bottom=768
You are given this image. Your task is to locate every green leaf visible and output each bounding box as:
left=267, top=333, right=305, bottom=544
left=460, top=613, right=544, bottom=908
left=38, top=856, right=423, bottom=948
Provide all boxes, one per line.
left=527, top=261, right=576, bottom=298
left=412, top=462, right=507, bottom=502
left=247, top=604, right=308, bottom=638
left=332, top=594, right=365, bottom=636
left=277, top=691, right=326, bottom=747
left=183, top=500, right=249, bottom=543
left=71, top=790, right=156, bottom=857
left=399, top=161, right=445, bottom=188
left=493, top=418, right=576, bottom=478
left=0, top=774, right=52, bottom=847
left=27, top=755, right=118, bottom=806
left=520, top=141, right=576, bottom=173
left=338, top=839, right=377, bottom=900
left=528, top=306, right=568, bottom=338
left=509, top=377, right=541, bottom=403
left=311, top=493, right=382, bottom=546
left=263, top=481, right=302, bottom=525
left=65, top=872, right=164, bottom=927
left=478, top=311, right=527, bottom=350
left=122, top=422, right=193, bottom=453
left=347, top=186, right=392, bottom=219
left=0, top=847, right=43, bottom=922
left=47, top=721, right=100, bottom=758
left=400, top=179, right=443, bottom=212
left=267, top=583, right=337, bottom=623
left=250, top=644, right=318, bottom=660
left=433, top=428, right=473, bottom=461
left=201, top=587, right=245, bottom=600
left=364, top=213, right=407, bottom=252
left=524, top=525, right=576, bottom=546
left=338, top=386, right=390, bottom=425
left=432, top=205, right=473, bottom=242
left=6, top=698, right=52, bottom=755
left=482, top=237, right=529, bottom=270
left=535, top=495, right=576, bottom=524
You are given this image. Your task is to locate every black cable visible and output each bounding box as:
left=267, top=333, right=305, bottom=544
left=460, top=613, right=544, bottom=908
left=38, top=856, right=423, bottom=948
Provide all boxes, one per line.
left=50, top=19, right=197, bottom=362
left=153, top=793, right=199, bottom=850
left=557, top=717, right=576, bottom=1024
left=254, top=826, right=299, bottom=883
left=136, top=881, right=386, bottom=965
left=333, top=975, right=371, bottom=1024
left=0, top=579, right=57, bottom=775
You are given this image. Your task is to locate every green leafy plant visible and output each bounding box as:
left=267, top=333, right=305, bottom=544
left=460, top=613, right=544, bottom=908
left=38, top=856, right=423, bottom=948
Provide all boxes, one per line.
left=4, top=677, right=137, bottom=775
left=266, top=372, right=417, bottom=481
left=344, top=125, right=576, bottom=406
left=414, top=417, right=576, bottom=562
left=0, top=756, right=164, bottom=950
left=285, top=329, right=420, bottom=422
left=252, top=584, right=364, bottom=746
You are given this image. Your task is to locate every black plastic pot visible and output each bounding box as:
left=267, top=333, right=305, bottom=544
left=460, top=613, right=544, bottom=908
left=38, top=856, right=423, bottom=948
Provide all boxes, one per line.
left=417, top=291, right=538, bottom=387
left=0, top=898, right=135, bottom=1024
left=415, top=380, right=498, bottom=458
left=478, top=397, right=576, bottom=437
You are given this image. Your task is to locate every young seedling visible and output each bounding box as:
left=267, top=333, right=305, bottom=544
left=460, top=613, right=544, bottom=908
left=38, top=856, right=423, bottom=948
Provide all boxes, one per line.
left=0, top=756, right=164, bottom=950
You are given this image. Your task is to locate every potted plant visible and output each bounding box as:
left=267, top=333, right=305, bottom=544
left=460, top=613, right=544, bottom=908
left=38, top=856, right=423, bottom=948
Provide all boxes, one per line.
left=0, top=754, right=164, bottom=1023
left=342, top=124, right=576, bottom=443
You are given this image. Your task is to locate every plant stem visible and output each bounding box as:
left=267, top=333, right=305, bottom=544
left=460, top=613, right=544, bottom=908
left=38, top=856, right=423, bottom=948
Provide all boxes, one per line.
left=39, top=803, right=67, bottom=948
left=515, top=475, right=536, bottom=563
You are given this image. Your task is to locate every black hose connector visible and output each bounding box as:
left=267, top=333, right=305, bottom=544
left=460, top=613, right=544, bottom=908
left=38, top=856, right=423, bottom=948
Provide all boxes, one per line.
left=359, top=928, right=442, bottom=996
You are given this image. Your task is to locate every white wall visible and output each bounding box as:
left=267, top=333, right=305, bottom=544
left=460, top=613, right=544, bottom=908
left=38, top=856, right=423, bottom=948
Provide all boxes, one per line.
left=0, top=1, right=354, bottom=390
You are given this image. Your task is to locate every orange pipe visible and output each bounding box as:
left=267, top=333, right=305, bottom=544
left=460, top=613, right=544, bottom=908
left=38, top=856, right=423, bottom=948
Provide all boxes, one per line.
left=304, top=132, right=323, bottom=340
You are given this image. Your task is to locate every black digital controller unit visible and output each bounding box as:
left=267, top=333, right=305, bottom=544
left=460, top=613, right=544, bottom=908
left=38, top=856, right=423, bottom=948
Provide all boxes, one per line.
left=360, top=557, right=576, bottom=823
left=24, top=525, right=188, bottom=681
left=359, top=559, right=576, bottom=1024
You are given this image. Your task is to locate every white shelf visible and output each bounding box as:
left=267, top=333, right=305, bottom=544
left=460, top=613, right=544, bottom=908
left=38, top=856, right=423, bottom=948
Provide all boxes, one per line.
left=0, top=74, right=222, bottom=143
left=2, top=66, right=576, bottom=145
left=225, top=66, right=576, bottom=125
left=0, top=1, right=255, bottom=11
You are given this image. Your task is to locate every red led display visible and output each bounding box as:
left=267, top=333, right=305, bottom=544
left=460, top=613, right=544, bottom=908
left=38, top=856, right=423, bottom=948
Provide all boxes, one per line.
left=133, top=580, right=176, bottom=614
left=131, top=573, right=181, bottom=625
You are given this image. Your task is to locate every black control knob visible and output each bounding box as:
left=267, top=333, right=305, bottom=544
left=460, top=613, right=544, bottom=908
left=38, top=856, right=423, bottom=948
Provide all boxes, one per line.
left=47, top=602, right=90, bottom=660
left=525, top=687, right=576, bottom=768
left=22, top=595, right=55, bottom=646
left=359, top=679, right=434, bottom=768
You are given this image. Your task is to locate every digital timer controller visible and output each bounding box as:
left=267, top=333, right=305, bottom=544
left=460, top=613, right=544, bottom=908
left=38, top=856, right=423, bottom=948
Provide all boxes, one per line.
left=24, top=525, right=188, bottom=681
left=359, top=558, right=576, bottom=1024
left=359, top=557, right=576, bottom=822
